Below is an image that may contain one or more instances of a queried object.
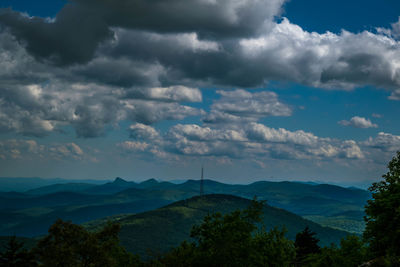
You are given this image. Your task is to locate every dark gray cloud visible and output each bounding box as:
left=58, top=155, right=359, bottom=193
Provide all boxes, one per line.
left=1, top=3, right=400, bottom=90
left=1, top=1, right=400, bottom=140
left=0, top=31, right=204, bottom=137
left=0, top=6, right=112, bottom=65
left=0, top=0, right=284, bottom=65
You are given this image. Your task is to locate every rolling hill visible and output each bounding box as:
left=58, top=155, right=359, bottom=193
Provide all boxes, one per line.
left=0, top=177, right=371, bottom=236
left=85, top=194, right=350, bottom=258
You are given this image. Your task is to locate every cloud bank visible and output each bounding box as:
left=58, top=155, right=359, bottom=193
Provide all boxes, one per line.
left=0, top=0, right=400, bottom=138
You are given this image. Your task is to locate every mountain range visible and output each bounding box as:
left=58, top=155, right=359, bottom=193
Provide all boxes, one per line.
left=0, top=177, right=370, bottom=244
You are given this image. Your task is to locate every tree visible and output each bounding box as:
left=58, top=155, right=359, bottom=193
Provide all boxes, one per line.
left=156, top=198, right=296, bottom=267
left=189, top=198, right=264, bottom=267
left=251, top=227, right=295, bottom=267
left=34, top=219, right=140, bottom=267
left=0, top=236, right=37, bottom=267
left=364, top=151, right=400, bottom=264
left=306, top=235, right=367, bottom=267
left=294, top=226, right=320, bottom=265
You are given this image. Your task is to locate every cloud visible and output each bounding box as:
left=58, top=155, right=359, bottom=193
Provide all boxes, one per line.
left=162, top=122, right=364, bottom=160
left=203, top=89, right=291, bottom=124
left=388, top=89, right=400, bottom=100
left=0, top=31, right=204, bottom=137
left=118, top=141, right=149, bottom=152
left=125, top=86, right=202, bottom=103
left=0, top=139, right=86, bottom=160
left=364, top=132, right=400, bottom=152
left=372, top=113, right=382, bottom=118
left=0, top=7, right=113, bottom=65
left=377, top=17, right=400, bottom=40
left=0, top=0, right=285, bottom=65
left=128, top=123, right=160, bottom=140
left=239, top=18, right=400, bottom=92
left=338, top=116, right=378, bottom=128
left=1, top=2, right=400, bottom=140
left=0, top=3, right=399, bottom=92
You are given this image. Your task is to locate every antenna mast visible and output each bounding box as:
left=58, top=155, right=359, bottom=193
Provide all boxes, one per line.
left=200, top=165, right=204, bottom=196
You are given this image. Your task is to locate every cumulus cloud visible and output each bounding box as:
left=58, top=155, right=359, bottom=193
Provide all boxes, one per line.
left=388, top=89, right=400, bottom=100
left=1, top=0, right=400, bottom=141
left=338, top=116, right=378, bottom=128
left=128, top=123, right=160, bottom=140
left=377, top=17, right=400, bottom=40
left=0, top=31, right=204, bottom=137
left=0, top=139, right=86, bottom=160
left=162, top=122, right=364, bottom=160
left=125, top=86, right=202, bottom=103
left=118, top=141, right=149, bottom=152
left=240, top=18, right=400, bottom=92
left=0, top=0, right=285, bottom=65
left=204, top=89, right=291, bottom=124
left=364, top=132, right=400, bottom=152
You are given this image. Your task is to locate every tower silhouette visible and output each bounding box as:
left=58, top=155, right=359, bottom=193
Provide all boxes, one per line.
left=200, top=165, right=204, bottom=196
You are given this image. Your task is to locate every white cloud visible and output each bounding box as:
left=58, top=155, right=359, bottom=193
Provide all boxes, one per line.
left=364, top=132, right=400, bottom=152
left=204, top=89, right=291, bottom=124
left=372, top=113, right=382, bottom=118
left=118, top=141, right=149, bottom=152
left=377, top=17, right=400, bottom=40
left=129, top=123, right=160, bottom=140
left=163, top=122, right=364, bottom=160
left=339, top=116, right=378, bottom=128
left=389, top=89, right=400, bottom=100
left=0, top=139, right=86, bottom=161
left=128, top=86, right=202, bottom=102
left=240, top=18, right=400, bottom=93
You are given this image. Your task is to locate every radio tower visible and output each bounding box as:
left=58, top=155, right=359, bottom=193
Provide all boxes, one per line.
left=200, top=165, right=204, bottom=196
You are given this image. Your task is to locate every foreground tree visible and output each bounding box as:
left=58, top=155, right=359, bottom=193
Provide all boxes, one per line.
left=294, top=226, right=320, bottom=265
left=34, top=219, right=140, bottom=267
left=155, top=199, right=296, bottom=267
left=306, top=235, right=367, bottom=267
left=364, top=151, right=400, bottom=264
left=0, top=236, right=36, bottom=267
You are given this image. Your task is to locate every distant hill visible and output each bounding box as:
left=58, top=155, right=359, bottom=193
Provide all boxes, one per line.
left=86, top=194, right=349, bottom=258
left=25, top=183, right=96, bottom=195
left=0, top=177, right=108, bottom=192
left=0, top=177, right=370, bottom=235
left=0, top=185, right=198, bottom=236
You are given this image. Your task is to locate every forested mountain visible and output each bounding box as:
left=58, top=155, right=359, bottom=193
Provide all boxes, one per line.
left=87, top=194, right=349, bottom=257
left=0, top=177, right=370, bottom=236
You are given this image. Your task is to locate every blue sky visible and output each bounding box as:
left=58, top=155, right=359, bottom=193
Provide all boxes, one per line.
left=0, top=0, right=399, bottom=187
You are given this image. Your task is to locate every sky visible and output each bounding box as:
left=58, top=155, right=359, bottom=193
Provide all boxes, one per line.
left=0, top=0, right=400, bottom=187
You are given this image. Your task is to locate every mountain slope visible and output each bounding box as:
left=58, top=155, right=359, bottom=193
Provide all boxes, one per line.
left=0, top=177, right=370, bottom=235
left=25, top=183, right=96, bottom=195
left=87, top=194, right=349, bottom=257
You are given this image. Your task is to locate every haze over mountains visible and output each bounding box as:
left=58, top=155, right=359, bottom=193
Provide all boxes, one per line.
left=0, top=177, right=370, bottom=239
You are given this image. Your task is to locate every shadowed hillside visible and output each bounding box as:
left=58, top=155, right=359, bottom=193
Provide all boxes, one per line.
left=86, top=194, right=349, bottom=258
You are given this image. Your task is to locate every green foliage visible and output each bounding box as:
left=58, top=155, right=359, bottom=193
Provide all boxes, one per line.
left=364, top=151, right=400, bottom=262
left=295, top=226, right=320, bottom=265
left=303, top=215, right=365, bottom=235
left=0, top=236, right=37, bottom=267
left=34, top=219, right=140, bottom=267
left=155, top=199, right=296, bottom=267
left=305, top=235, right=367, bottom=267
left=0, top=178, right=369, bottom=238
left=250, top=227, right=295, bottom=267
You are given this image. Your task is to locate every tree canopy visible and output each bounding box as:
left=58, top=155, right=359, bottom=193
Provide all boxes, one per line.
left=364, top=151, right=400, bottom=264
